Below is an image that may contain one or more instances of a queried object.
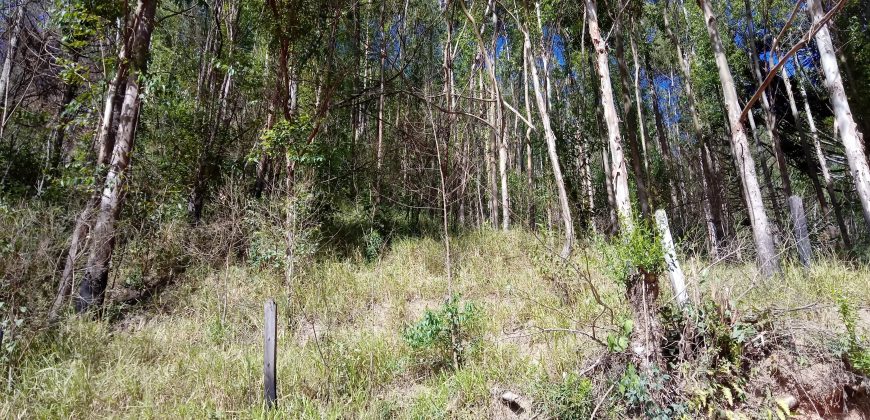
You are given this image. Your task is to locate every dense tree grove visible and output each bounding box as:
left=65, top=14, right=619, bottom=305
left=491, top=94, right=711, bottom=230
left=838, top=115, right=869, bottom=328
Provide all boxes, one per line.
left=3, top=0, right=870, bottom=415
left=2, top=0, right=870, bottom=359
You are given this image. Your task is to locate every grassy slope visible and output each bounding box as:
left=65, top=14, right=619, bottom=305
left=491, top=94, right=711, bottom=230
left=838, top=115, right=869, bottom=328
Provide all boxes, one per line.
left=3, top=230, right=869, bottom=418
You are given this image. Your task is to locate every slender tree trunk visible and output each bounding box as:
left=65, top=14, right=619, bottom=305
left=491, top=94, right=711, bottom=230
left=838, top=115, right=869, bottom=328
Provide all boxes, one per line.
left=372, top=0, right=387, bottom=221
left=798, top=74, right=851, bottom=249
left=188, top=0, right=239, bottom=223
left=76, top=0, right=158, bottom=312
left=586, top=0, right=633, bottom=232
left=646, top=55, right=681, bottom=221
left=522, top=39, right=536, bottom=230
left=50, top=37, right=131, bottom=319
left=0, top=1, right=25, bottom=107
left=461, top=1, right=509, bottom=230
left=615, top=23, right=650, bottom=218
left=629, top=29, right=649, bottom=180
left=49, top=78, right=79, bottom=171
left=698, top=0, right=779, bottom=276
left=523, top=27, right=574, bottom=257
left=662, top=6, right=723, bottom=252
left=809, top=0, right=870, bottom=232
left=782, top=68, right=830, bottom=226
left=742, top=0, right=795, bottom=238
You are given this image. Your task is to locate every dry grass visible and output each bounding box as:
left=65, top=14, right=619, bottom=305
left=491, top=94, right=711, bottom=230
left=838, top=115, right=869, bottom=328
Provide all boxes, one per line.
left=1, top=228, right=868, bottom=418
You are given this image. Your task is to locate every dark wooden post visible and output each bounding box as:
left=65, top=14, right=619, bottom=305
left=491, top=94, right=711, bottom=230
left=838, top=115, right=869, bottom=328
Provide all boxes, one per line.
left=788, top=196, right=812, bottom=268
left=264, top=299, right=277, bottom=408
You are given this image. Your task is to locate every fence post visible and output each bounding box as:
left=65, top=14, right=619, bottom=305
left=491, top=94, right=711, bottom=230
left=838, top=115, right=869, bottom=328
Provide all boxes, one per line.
left=788, top=195, right=812, bottom=268
left=655, top=209, right=688, bottom=307
left=264, top=299, right=277, bottom=408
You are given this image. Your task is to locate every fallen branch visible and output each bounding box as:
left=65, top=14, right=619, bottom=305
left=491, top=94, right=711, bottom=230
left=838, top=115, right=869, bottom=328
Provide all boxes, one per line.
left=738, top=0, right=847, bottom=123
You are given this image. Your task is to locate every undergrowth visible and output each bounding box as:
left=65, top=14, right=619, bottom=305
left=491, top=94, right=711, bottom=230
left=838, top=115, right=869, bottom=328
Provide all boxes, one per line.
left=1, top=225, right=869, bottom=418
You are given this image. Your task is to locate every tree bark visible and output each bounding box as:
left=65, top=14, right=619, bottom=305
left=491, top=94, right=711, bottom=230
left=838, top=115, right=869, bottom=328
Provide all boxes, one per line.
left=461, top=0, right=509, bottom=230
left=662, top=4, right=723, bottom=252
left=797, top=74, right=851, bottom=249
left=372, top=0, right=387, bottom=221
left=523, top=27, right=574, bottom=257
left=0, top=0, right=25, bottom=107
left=50, top=35, right=131, bottom=319
left=629, top=29, right=650, bottom=182
left=615, top=22, right=650, bottom=218
left=75, top=0, right=158, bottom=312
left=698, top=0, right=779, bottom=276
left=586, top=0, right=634, bottom=233
left=809, top=0, right=870, bottom=232
left=645, top=54, right=682, bottom=221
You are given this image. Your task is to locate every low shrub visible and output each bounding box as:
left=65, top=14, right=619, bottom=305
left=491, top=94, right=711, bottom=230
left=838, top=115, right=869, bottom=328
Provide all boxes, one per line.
left=403, top=295, right=482, bottom=371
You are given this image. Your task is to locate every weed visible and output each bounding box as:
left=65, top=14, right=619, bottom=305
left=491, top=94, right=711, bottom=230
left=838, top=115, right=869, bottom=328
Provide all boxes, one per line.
left=539, top=372, right=594, bottom=419
left=616, top=364, right=686, bottom=419
left=836, top=295, right=870, bottom=376
left=403, top=295, right=482, bottom=371
left=600, top=218, right=665, bottom=284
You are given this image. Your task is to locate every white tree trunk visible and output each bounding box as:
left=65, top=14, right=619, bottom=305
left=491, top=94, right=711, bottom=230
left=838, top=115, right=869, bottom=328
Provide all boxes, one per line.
left=809, top=0, right=870, bottom=231
left=523, top=28, right=574, bottom=257
left=699, top=0, right=779, bottom=276
left=586, top=0, right=634, bottom=232
left=0, top=1, right=24, bottom=107
left=76, top=0, right=158, bottom=312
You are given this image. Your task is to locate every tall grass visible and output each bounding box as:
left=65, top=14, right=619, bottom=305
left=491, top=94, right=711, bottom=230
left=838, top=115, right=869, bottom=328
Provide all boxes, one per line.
left=1, top=227, right=868, bottom=418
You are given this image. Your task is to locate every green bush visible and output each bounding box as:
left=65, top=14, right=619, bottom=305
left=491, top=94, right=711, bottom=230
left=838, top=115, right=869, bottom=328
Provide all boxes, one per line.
left=600, top=217, right=665, bottom=284
left=403, top=295, right=482, bottom=370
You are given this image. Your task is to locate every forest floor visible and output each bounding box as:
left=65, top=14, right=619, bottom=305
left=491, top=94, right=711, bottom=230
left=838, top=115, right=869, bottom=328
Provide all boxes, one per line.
left=3, top=230, right=870, bottom=418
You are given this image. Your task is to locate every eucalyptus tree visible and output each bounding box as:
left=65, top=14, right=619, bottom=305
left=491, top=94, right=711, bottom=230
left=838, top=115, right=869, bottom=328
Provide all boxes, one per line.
left=809, top=0, right=870, bottom=232
left=697, top=0, right=779, bottom=276
left=585, top=0, right=634, bottom=233
left=76, top=0, right=160, bottom=311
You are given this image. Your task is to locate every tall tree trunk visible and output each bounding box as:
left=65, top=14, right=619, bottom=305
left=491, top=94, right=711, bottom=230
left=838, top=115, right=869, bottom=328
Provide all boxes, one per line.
left=629, top=29, right=649, bottom=181
left=50, top=37, right=131, bottom=319
left=522, top=27, right=574, bottom=257
left=615, top=22, right=650, bottom=219
left=662, top=4, right=723, bottom=253
left=782, top=68, right=830, bottom=228
left=75, top=0, right=158, bottom=312
left=646, top=54, right=682, bottom=222
left=742, top=0, right=793, bottom=235
left=372, top=0, right=386, bottom=221
left=698, top=0, right=779, bottom=276
left=188, top=0, right=240, bottom=223
left=522, top=42, right=536, bottom=230
left=586, top=0, right=634, bottom=232
left=461, top=0, right=509, bottom=230
left=0, top=1, right=25, bottom=107
left=798, top=73, right=851, bottom=249
left=809, top=0, right=870, bottom=232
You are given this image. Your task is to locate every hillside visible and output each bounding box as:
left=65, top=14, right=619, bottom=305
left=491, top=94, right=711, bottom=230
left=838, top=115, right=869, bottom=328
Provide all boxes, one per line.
left=3, top=230, right=869, bottom=418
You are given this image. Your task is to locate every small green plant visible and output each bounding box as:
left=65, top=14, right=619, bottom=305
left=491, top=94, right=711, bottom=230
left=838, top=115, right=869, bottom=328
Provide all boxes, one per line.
left=607, top=318, right=634, bottom=353
left=836, top=295, right=870, bottom=375
left=601, top=217, right=664, bottom=284
left=540, top=372, right=594, bottom=419
left=617, top=364, right=686, bottom=419
left=403, top=295, right=482, bottom=370
left=364, top=229, right=384, bottom=262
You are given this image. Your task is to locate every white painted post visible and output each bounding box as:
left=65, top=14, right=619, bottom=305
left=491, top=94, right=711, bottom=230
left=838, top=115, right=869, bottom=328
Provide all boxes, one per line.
left=655, top=209, right=688, bottom=307
left=264, top=299, right=277, bottom=408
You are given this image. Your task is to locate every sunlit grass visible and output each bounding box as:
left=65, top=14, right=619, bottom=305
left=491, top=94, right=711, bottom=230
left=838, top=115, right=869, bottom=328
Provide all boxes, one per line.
left=2, top=229, right=867, bottom=418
